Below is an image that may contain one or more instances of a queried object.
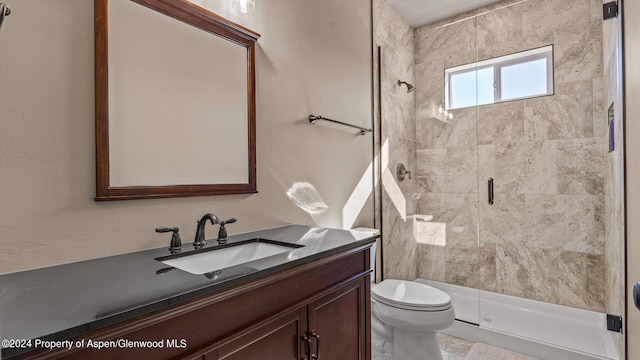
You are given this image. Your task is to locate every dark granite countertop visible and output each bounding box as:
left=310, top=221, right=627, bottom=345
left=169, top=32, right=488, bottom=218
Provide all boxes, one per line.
left=0, top=225, right=377, bottom=357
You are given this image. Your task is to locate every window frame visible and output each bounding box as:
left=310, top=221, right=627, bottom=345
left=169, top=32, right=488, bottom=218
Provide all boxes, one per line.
left=444, top=45, right=554, bottom=110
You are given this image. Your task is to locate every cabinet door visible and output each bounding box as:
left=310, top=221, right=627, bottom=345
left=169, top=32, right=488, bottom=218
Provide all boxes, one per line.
left=215, top=306, right=308, bottom=360
left=308, top=277, right=367, bottom=360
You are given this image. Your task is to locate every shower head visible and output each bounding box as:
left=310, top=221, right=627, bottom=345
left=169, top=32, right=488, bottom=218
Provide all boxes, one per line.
left=0, top=3, right=10, bottom=30
left=397, top=80, right=415, bottom=93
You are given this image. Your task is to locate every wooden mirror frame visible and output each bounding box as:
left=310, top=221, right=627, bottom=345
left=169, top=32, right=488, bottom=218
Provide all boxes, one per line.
left=94, top=0, right=260, bottom=201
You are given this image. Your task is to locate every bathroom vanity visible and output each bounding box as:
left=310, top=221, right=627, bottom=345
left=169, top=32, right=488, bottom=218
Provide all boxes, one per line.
left=0, top=226, right=377, bottom=359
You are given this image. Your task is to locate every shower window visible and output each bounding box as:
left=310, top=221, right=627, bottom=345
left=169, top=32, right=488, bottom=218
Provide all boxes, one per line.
left=445, top=45, right=553, bottom=110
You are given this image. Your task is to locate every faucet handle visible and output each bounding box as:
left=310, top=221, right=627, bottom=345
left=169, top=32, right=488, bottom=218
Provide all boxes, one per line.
left=156, top=227, right=182, bottom=254
left=217, top=218, right=237, bottom=245
left=220, top=218, right=237, bottom=226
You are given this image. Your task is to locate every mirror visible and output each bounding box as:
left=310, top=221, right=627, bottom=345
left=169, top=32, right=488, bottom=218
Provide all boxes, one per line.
left=95, top=0, right=260, bottom=201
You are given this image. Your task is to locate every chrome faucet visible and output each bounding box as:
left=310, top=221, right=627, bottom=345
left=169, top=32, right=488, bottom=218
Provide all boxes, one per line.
left=194, top=213, right=219, bottom=249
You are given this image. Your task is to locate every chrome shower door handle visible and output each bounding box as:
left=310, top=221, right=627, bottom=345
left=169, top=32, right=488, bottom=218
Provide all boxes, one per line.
left=488, top=178, right=494, bottom=205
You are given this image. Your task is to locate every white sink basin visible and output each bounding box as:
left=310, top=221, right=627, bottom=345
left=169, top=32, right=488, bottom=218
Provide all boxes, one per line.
left=157, top=239, right=302, bottom=275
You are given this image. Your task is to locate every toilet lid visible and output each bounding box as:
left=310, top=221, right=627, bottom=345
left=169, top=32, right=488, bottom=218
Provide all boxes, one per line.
left=372, top=279, right=452, bottom=311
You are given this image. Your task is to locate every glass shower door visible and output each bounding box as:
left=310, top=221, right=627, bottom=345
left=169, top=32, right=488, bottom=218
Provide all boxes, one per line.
left=412, top=16, right=482, bottom=325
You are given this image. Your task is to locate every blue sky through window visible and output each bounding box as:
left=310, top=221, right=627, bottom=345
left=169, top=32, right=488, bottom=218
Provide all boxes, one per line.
left=445, top=46, right=552, bottom=110
left=450, top=69, right=477, bottom=109
left=449, top=67, right=494, bottom=109
left=477, top=67, right=494, bottom=105
left=501, top=58, right=548, bottom=100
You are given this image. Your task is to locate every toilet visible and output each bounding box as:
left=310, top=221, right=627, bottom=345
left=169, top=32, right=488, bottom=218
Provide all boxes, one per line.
left=349, top=227, right=455, bottom=360
left=371, top=279, right=455, bottom=360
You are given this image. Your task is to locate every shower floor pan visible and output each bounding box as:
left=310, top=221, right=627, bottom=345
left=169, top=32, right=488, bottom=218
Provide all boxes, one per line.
left=416, top=279, right=619, bottom=360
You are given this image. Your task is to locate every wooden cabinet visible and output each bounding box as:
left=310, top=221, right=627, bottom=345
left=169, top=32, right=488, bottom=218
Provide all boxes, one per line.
left=207, top=277, right=367, bottom=360
left=210, top=306, right=307, bottom=360
left=11, top=245, right=372, bottom=360
left=308, top=278, right=367, bottom=360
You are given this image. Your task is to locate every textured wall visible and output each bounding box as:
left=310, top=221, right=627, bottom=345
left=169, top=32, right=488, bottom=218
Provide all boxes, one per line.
left=0, top=0, right=373, bottom=273
left=414, top=0, right=607, bottom=312
left=374, top=0, right=417, bottom=281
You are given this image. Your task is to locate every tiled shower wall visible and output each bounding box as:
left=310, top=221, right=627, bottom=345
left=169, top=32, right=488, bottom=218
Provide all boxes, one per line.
left=414, top=0, right=607, bottom=312
left=602, top=0, right=625, bottom=356
left=374, top=0, right=418, bottom=281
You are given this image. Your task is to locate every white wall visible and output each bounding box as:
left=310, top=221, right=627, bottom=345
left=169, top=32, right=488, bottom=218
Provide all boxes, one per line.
left=0, top=0, right=373, bottom=273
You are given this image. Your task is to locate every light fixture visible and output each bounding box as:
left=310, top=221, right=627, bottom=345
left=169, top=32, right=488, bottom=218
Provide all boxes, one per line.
left=232, top=0, right=255, bottom=13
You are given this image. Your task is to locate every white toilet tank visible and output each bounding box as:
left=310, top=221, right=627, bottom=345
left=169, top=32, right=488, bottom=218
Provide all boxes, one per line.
left=351, top=227, right=379, bottom=282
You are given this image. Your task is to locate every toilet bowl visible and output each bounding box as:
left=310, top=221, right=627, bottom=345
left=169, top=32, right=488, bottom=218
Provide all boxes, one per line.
left=371, top=279, right=455, bottom=360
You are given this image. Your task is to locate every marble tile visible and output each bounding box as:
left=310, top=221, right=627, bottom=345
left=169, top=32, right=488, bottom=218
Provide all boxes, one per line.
left=524, top=194, right=604, bottom=254
left=416, top=148, right=445, bottom=192
left=476, top=4, right=522, bottom=49
left=416, top=192, right=445, bottom=216
left=556, top=251, right=606, bottom=312
left=444, top=147, right=478, bottom=194
left=381, top=93, right=414, bottom=142
left=420, top=107, right=477, bottom=149
left=478, top=101, right=525, bottom=145
left=479, top=192, right=525, bottom=245
left=381, top=50, right=415, bottom=142
left=440, top=192, right=480, bottom=288
left=602, top=21, right=617, bottom=74
left=441, top=48, right=477, bottom=70
left=521, top=140, right=558, bottom=194
left=523, top=80, right=594, bottom=141
left=438, top=333, right=455, bottom=349
left=416, top=102, right=446, bottom=137
left=416, top=17, right=477, bottom=79
left=564, top=196, right=605, bottom=255
left=522, top=0, right=591, bottom=41
left=439, top=334, right=473, bottom=360
left=446, top=230, right=478, bottom=262
left=480, top=0, right=530, bottom=12
left=376, top=0, right=419, bottom=285
left=446, top=261, right=479, bottom=289
left=493, top=141, right=525, bottom=194
left=477, top=0, right=553, bottom=61
left=415, top=57, right=446, bottom=127
left=374, top=0, right=413, bottom=49
left=417, top=193, right=478, bottom=246
left=478, top=244, right=497, bottom=292
left=478, top=32, right=552, bottom=62
left=477, top=144, right=495, bottom=193
left=495, top=245, right=560, bottom=303
left=417, top=8, right=478, bottom=32
left=553, top=19, right=603, bottom=85
left=382, top=189, right=417, bottom=281
left=591, top=0, right=604, bottom=20
left=604, top=43, right=625, bottom=354
left=415, top=18, right=476, bottom=64
left=384, top=136, right=417, bottom=201
left=603, top=12, right=625, bottom=344
left=593, top=78, right=606, bottom=138
left=603, top=46, right=618, bottom=106
left=415, top=217, right=447, bottom=246
left=557, top=138, right=605, bottom=195
left=417, top=243, right=446, bottom=282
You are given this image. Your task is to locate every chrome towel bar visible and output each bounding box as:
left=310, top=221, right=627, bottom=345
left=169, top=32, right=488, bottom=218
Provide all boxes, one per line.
left=309, top=115, right=372, bottom=135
